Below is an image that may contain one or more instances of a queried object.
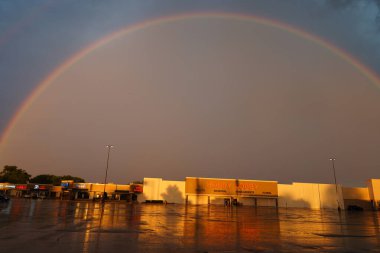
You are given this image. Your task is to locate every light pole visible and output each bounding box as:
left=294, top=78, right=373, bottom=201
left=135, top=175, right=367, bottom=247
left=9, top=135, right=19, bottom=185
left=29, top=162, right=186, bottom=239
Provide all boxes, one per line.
left=329, top=157, right=340, bottom=211
left=102, top=145, right=114, bottom=202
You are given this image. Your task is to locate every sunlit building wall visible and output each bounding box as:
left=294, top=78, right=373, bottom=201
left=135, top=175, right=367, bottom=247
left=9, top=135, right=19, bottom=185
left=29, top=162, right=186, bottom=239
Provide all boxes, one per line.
left=138, top=178, right=186, bottom=203
left=3, top=177, right=380, bottom=210
left=140, top=178, right=162, bottom=201
left=342, top=187, right=372, bottom=210
left=368, top=179, right=380, bottom=209
left=185, top=177, right=278, bottom=206
left=139, top=177, right=278, bottom=206
left=140, top=178, right=363, bottom=210
left=160, top=179, right=186, bottom=203
left=278, top=183, right=344, bottom=209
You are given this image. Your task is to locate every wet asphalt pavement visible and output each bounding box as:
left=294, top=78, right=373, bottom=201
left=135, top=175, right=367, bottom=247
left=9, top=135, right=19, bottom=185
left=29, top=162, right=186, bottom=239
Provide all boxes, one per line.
left=1, top=199, right=380, bottom=252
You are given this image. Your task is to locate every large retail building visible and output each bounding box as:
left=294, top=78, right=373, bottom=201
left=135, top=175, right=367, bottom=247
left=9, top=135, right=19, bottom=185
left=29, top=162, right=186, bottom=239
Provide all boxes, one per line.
left=1, top=177, right=379, bottom=210
left=138, top=177, right=380, bottom=210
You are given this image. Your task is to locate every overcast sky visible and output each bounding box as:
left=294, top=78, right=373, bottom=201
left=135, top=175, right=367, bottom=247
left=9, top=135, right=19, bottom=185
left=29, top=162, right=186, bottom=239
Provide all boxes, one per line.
left=0, top=0, right=380, bottom=186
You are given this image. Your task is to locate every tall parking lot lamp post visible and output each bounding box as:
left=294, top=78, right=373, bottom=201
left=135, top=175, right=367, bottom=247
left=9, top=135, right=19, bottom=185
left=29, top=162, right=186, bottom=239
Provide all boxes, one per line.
left=329, top=157, right=341, bottom=211
left=102, top=145, right=114, bottom=202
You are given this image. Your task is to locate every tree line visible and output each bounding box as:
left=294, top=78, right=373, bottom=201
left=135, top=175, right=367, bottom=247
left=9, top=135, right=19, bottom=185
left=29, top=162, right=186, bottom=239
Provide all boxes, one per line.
left=0, top=165, right=85, bottom=185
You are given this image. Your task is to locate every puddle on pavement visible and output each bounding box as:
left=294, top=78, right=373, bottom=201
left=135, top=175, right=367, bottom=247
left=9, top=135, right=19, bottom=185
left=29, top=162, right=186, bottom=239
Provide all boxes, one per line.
left=0, top=199, right=379, bottom=252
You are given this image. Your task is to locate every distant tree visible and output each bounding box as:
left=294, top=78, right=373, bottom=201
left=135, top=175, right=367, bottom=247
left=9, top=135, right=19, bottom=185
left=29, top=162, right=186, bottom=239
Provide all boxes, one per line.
left=61, top=175, right=85, bottom=183
left=30, top=174, right=61, bottom=185
left=0, top=165, right=31, bottom=184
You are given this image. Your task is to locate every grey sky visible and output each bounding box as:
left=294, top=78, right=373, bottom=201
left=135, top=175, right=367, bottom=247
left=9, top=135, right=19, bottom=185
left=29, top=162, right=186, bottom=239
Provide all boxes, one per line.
left=0, top=0, right=380, bottom=186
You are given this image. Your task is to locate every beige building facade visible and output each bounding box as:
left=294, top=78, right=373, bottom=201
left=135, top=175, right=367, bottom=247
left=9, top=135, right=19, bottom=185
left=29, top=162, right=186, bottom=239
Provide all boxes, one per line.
left=278, top=183, right=344, bottom=209
left=139, top=177, right=380, bottom=210
left=368, top=179, right=380, bottom=209
left=138, top=178, right=186, bottom=203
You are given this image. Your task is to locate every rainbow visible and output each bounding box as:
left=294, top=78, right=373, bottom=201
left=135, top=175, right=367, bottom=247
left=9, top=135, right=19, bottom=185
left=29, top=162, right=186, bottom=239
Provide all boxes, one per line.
left=1, top=12, right=380, bottom=150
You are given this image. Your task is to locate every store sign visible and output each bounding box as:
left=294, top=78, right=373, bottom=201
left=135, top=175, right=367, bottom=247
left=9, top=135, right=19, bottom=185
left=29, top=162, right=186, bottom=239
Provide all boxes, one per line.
left=16, top=185, right=27, bottom=190
left=185, top=177, right=278, bottom=197
left=61, top=182, right=70, bottom=188
left=131, top=184, right=143, bottom=193
left=74, top=183, right=87, bottom=189
left=61, top=180, right=74, bottom=188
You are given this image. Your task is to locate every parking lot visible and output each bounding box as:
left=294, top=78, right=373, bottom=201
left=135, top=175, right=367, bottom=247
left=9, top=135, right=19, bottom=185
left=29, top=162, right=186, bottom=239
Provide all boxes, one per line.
left=1, top=199, right=380, bottom=252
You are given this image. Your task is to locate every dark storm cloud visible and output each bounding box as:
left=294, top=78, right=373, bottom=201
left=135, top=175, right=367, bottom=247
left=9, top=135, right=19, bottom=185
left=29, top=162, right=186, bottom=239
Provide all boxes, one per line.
left=327, top=0, right=361, bottom=9
left=319, top=0, right=380, bottom=75
left=326, top=0, right=380, bottom=27
left=328, top=0, right=380, bottom=11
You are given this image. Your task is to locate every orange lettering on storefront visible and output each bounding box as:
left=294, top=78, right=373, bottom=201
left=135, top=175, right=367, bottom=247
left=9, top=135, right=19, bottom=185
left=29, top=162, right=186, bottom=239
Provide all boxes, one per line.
left=237, top=183, right=258, bottom=191
left=206, top=182, right=231, bottom=190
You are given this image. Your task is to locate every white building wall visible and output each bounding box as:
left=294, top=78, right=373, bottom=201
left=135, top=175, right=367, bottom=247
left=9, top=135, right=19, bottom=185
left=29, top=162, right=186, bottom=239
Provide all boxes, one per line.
left=138, top=178, right=162, bottom=202
left=368, top=179, right=380, bottom=208
left=319, top=184, right=344, bottom=209
left=160, top=180, right=186, bottom=203
left=139, top=178, right=186, bottom=204
left=140, top=178, right=345, bottom=209
left=278, top=183, right=344, bottom=210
